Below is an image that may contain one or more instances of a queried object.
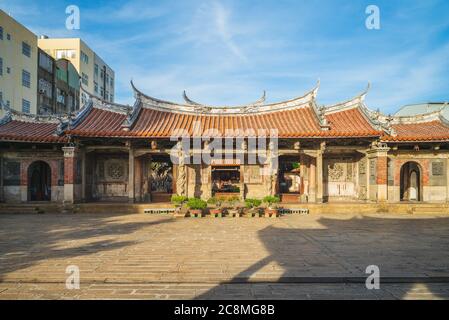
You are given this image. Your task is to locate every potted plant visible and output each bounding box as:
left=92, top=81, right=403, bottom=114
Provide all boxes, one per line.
left=244, top=198, right=262, bottom=217
left=226, top=196, right=241, bottom=217
left=263, top=196, right=280, bottom=218
left=207, top=197, right=223, bottom=218
left=171, top=195, right=188, bottom=208
left=186, top=198, right=207, bottom=218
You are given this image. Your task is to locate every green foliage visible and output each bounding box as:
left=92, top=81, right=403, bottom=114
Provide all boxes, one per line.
left=292, top=162, right=300, bottom=169
left=245, top=198, right=262, bottom=209
left=171, top=195, right=188, bottom=207
left=186, top=198, right=208, bottom=210
left=263, top=196, right=280, bottom=207
left=226, top=196, right=240, bottom=206
left=207, top=197, right=222, bottom=207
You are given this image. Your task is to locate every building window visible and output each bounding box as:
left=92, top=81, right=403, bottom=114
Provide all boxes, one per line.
left=110, top=94, right=113, bottom=102
left=6, top=33, right=11, bottom=40
left=94, top=81, right=98, bottom=93
left=110, top=77, right=114, bottom=87
left=22, top=42, right=31, bottom=57
left=39, top=78, right=53, bottom=98
left=56, top=88, right=65, bottom=104
left=22, top=99, right=31, bottom=113
left=0, top=57, right=2, bottom=76
left=0, top=26, right=3, bottom=40
left=100, top=69, right=105, bottom=80
left=81, top=73, right=88, bottom=86
left=38, top=51, right=53, bottom=73
left=100, top=87, right=104, bottom=97
left=22, top=70, right=31, bottom=88
left=0, top=92, right=3, bottom=109
left=94, top=64, right=98, bottom=77
left=81, top=51, right=89, bottom=64
left=6, top=67, right=10, bottom=74
left=56, top=49, right=76, bottom=59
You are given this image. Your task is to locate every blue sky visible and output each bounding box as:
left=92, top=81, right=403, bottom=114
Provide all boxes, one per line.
left=1, top=0, right=448, bottom=113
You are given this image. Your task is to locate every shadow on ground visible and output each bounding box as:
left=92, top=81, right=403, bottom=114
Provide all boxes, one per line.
left=0, top=213, right=173, bottom=282
left=197, top=215, right=449, bottom=299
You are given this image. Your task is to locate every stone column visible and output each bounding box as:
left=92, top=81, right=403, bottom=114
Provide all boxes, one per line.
left=63, top=146, right=76, bottom=204
left=81, top=149, right=86, bottom=202
left=316, top=142, right=325, bottom=203
left=367, top=142, right=390, bottom=202
left=308, top=156, right=317, bottom=202
left=128, top=147, right=135, bottom=203
left=299, top=153, right=308, bottom=202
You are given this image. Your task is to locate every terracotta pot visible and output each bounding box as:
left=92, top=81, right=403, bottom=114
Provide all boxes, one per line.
left=264, top=208, right=278, bottom=217
left=189, top=209, right=203, bottom=217
left=210, top=209, right=222, bottom=216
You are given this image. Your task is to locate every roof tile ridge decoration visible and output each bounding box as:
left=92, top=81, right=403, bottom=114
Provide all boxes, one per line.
left=183, top=90, right=267, bottom=108
left=80, top=83, right=131, bottom=115
left=131, top=79, right=320, bottom=115
left=0, top=107, right=69, bottom=139
left=324, top=83, right=370, bottom=115
left=121, top=96, right=142, bottom=131
left=387, top=105, right=446, bottom=125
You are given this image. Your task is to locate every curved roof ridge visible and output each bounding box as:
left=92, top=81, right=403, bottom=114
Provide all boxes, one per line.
left=131, top=79, right=320, bottom=115
left=182, top=90, right=267, bottom=107
left=324, top=83, right=370, bottom=115
left=5, top=108, right=66, bottom=124
left=386, top=107, right=445, bottom=125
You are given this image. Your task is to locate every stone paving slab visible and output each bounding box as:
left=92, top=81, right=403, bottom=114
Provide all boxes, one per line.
left=1, top=212, right=449, bottom=299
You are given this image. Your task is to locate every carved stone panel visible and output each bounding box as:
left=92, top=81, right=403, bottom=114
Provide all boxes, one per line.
left=2, top=160, right=21, bottom=186
left=432, top=162, right=444, bottom=176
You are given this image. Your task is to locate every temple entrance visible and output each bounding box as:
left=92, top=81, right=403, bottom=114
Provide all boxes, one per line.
left=212, top=165, right=241, bottom=199
left=149, top=155, right=174, bottom=203
left=400, top=161, right=421, bottom=201
left=278, top=156, right=301, bottom=203
left=324, top=157, right=356, bottom=201
left=28, top=161, right=51, bottom=201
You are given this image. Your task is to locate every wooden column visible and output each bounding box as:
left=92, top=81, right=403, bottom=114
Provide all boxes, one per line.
left=128, top=147, right=135, bottom=203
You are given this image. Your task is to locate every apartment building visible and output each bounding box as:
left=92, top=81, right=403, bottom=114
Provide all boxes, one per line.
left=0, top=10, right=38, bottom=116
left=37, top=38, right=115, bottom=106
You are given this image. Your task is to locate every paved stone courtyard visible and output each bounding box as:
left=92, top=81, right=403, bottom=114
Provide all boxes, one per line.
left=1, top=211, right=449, bottom=299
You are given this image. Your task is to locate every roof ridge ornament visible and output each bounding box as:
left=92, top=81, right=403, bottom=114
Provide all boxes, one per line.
left=324, top=82, right=370, bottom=114
left=132, top=80, right=318, bottom=114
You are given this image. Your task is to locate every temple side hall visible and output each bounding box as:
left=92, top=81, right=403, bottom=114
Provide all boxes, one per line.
left=1, top=82, right=449, bottom=205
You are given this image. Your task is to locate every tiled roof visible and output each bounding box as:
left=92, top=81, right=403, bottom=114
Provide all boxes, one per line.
left=325, top=108, right=381, bottom=137
left=129, top=106, right=324, bottom=138
left=66, top=104, right=383, bottom=139
left=382, top=120, right=449, bottom=142
left=0, top=120, right=66, bottom=143
left=67, top=107, right=128, bottom=137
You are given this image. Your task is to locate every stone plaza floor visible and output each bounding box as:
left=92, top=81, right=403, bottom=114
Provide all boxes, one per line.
left=1, top=211, right=449, bottom=299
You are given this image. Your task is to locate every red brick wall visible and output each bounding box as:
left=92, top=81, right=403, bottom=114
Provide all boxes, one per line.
left=393, top=159, right=429, bottom=187
left=20, top=159, right=59, bottom=187
left=376, top=156, right=387, bottom=185
left=64, top=157, right=75, bottom=184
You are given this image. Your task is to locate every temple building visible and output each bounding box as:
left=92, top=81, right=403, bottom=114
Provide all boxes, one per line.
left=1, top=81, right=449, bottom=205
